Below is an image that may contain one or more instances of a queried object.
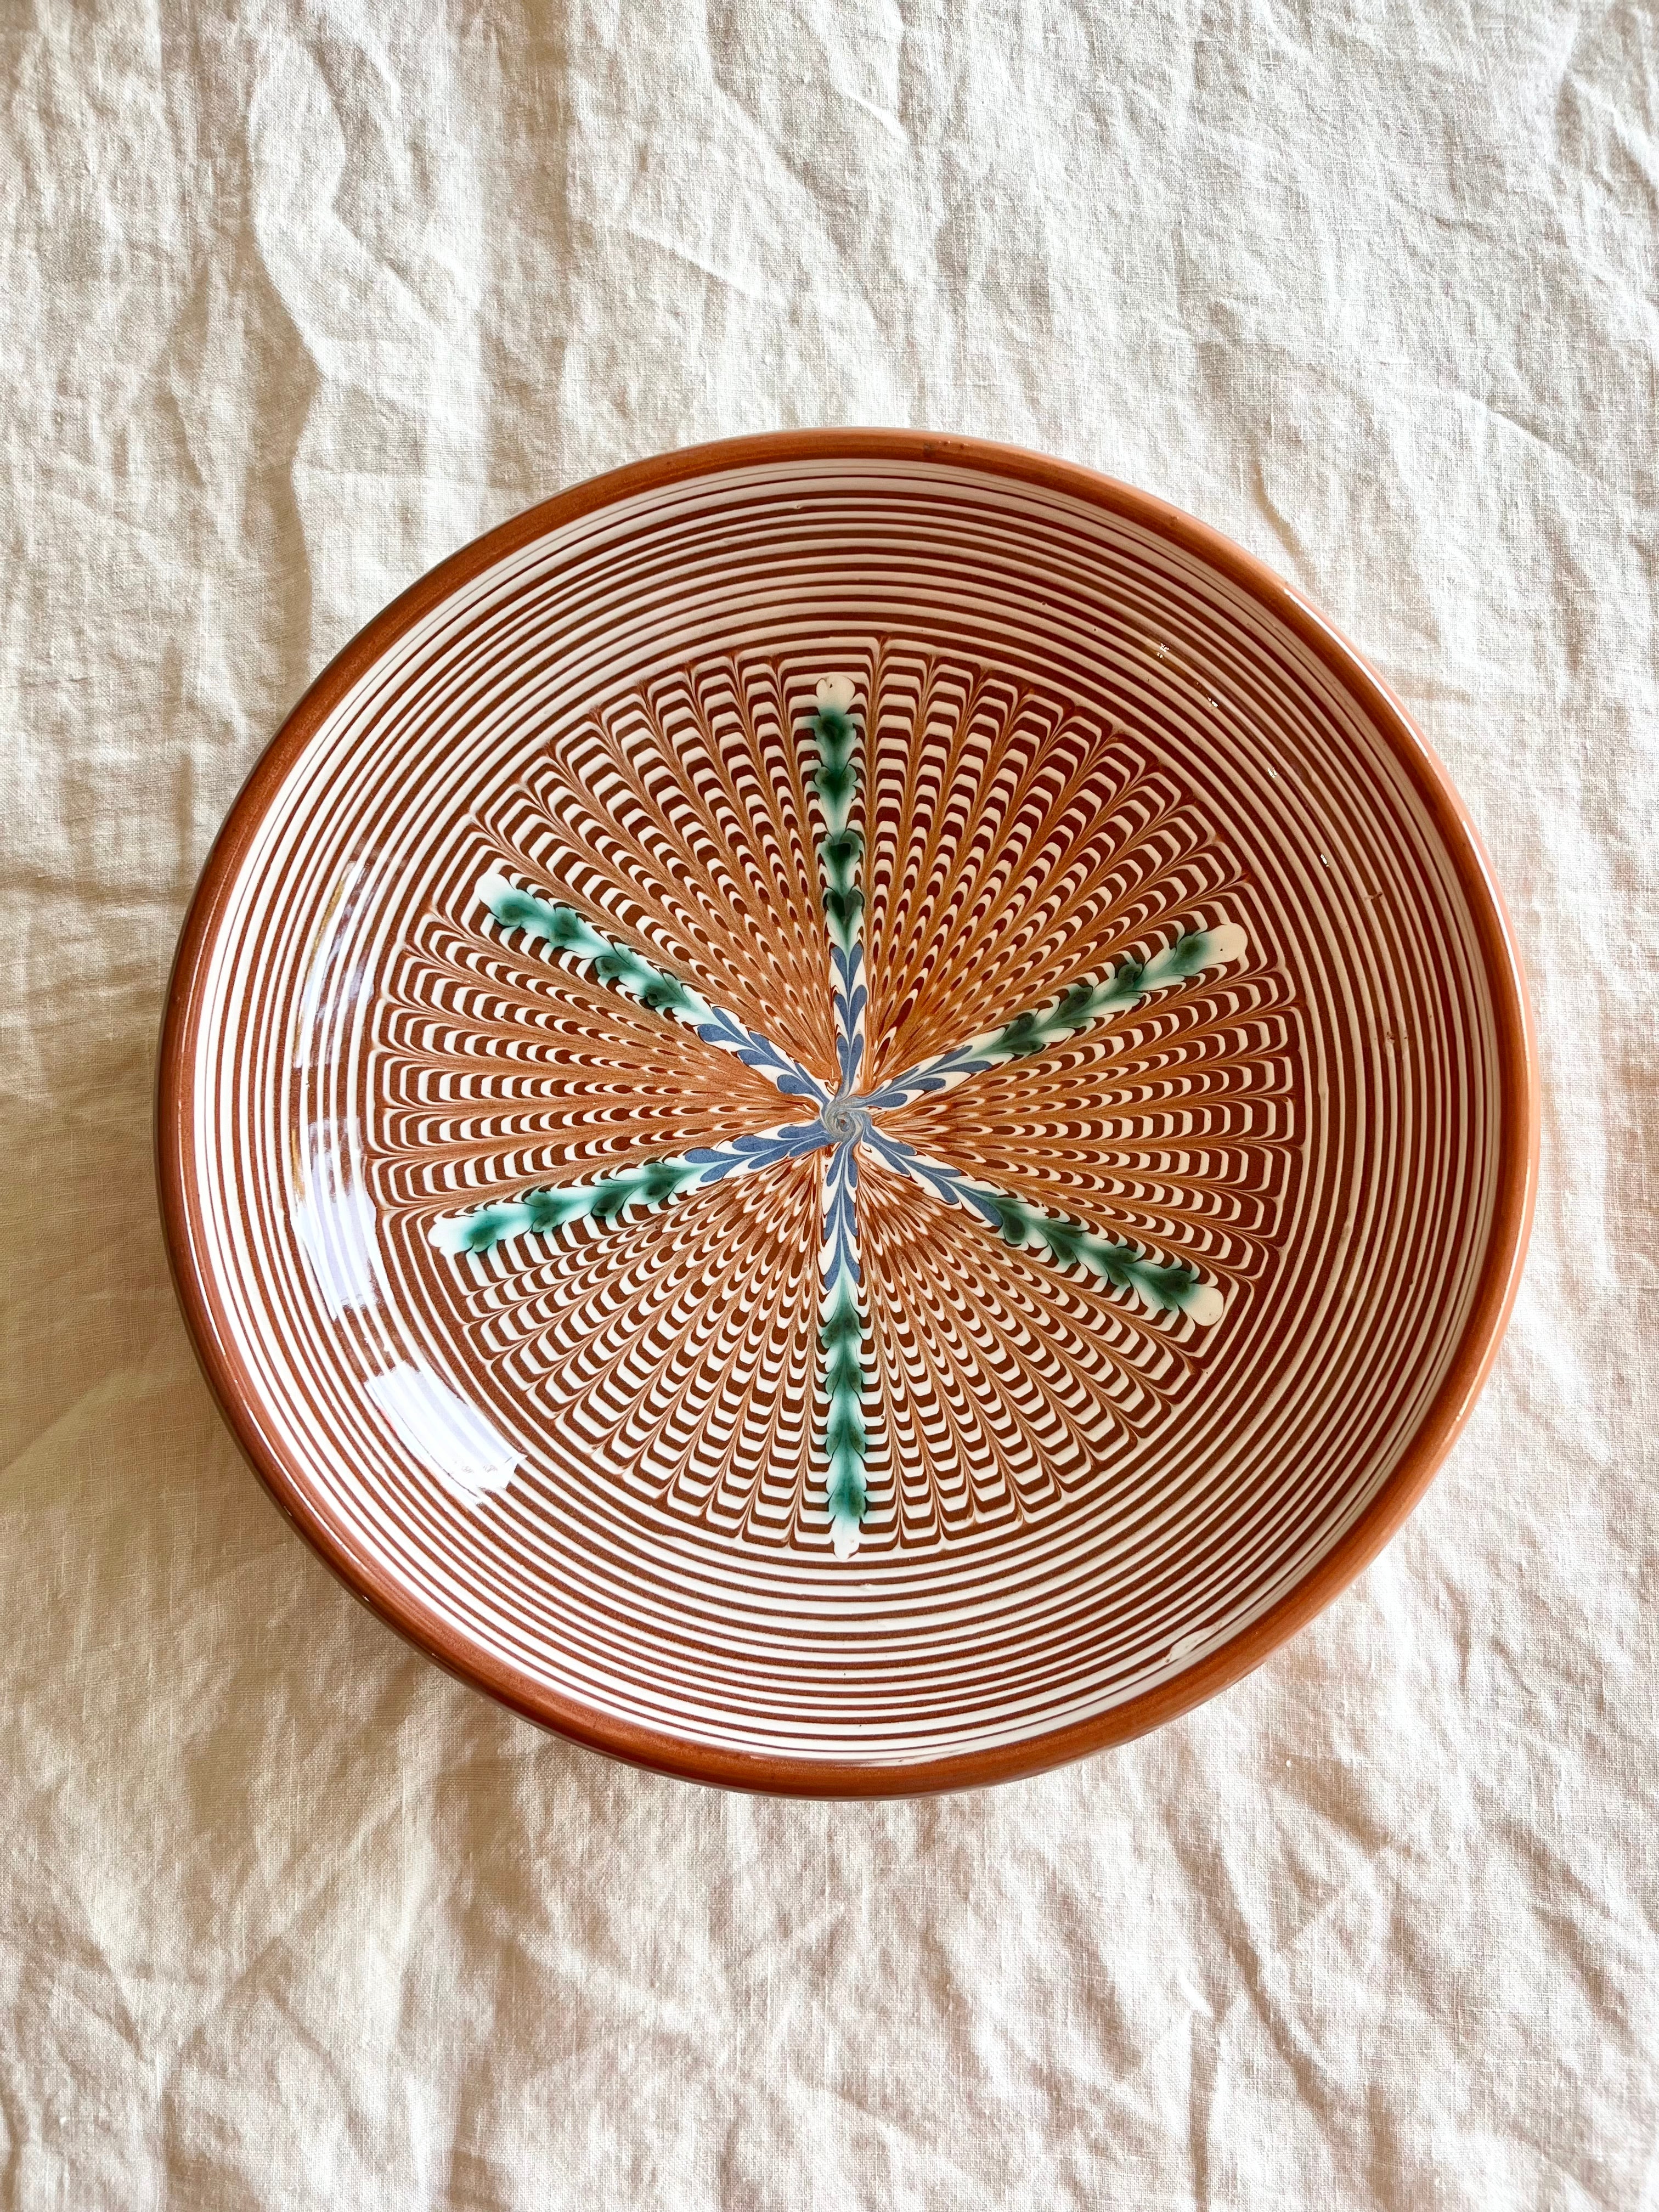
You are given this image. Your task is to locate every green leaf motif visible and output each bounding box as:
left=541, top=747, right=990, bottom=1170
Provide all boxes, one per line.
left=432, top=1154, right=708, bottom=1257
left=811, top=713, right=865, bottom=958
left=1001, top=1200, right=1224, bottom=1324
left=820, top=1266, right=868, bottom=1557
left=872, top=923, right=1250, bottom=1111
left=481, top=874, right=710, bottom=1026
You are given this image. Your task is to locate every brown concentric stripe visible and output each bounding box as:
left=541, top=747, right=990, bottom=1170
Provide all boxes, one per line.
left=159, top=435, right=1534, bottom=1795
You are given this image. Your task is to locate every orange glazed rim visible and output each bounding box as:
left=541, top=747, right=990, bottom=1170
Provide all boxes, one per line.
left=156, top=428, right=1539, bottom=1797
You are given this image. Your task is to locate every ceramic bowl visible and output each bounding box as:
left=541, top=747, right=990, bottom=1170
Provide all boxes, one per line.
left=157, top=432, right=1536, bottom=1795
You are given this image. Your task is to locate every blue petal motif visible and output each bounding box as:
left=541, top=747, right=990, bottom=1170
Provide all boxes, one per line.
left=681, top=1119, right=836, bottom=1180
left=684, top=1001, right=831, bottom=1104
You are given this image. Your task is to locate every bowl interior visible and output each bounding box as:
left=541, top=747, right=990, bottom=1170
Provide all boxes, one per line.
left=161, top=441, right=1531, bottom=1792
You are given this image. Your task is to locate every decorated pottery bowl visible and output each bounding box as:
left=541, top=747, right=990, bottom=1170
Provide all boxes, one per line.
left=157, top=432, right=1536, bottom=1796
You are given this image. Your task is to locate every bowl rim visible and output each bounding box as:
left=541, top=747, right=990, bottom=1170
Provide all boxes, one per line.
left=155, top=427, right=1539, bottom=1798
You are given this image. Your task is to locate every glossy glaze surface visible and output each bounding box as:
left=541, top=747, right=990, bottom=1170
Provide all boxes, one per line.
left=157, top=433, right=1536, bottom=1793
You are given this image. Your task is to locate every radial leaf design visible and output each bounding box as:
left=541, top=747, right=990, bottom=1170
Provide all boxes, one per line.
left=374, top=645, right=1295, bottom=1558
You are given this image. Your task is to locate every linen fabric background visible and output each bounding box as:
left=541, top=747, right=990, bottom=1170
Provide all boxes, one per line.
left=2, top=3, right=1655, bottom=2205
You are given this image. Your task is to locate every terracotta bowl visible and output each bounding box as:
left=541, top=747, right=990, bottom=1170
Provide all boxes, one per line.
left=157, top=432, right=1536, bottom=1796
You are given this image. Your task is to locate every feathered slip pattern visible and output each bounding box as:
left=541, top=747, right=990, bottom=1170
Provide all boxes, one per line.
left=419, top=658, right=1268, bottom=1557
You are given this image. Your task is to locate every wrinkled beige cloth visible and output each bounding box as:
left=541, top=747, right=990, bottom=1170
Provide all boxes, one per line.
left=2, top=4, right=1655, bottom=2206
